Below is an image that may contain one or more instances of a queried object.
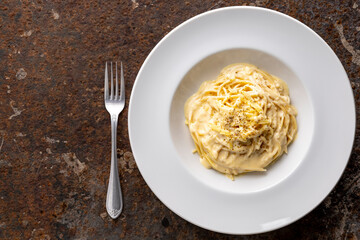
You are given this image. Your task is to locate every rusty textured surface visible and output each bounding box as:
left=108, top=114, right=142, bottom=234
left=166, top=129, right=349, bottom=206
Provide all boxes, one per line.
left=0, top=0, right=359, bottom=239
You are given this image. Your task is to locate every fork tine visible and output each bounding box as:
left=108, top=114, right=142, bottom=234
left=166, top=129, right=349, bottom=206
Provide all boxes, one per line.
left=104, top=62, right=109, bottom=99
left=115, top=62, right=119, bottom=99
left=110, top=62, right=114, bottom=99
left=120, top=62, right=125, bottom=101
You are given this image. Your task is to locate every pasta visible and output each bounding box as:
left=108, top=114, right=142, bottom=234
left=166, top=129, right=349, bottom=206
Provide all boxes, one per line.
left=184, top=63, right=297, bottom=180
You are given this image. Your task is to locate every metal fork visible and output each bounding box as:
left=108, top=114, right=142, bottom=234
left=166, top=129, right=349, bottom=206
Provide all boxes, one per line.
left=104, top=62, right=125, bottom=219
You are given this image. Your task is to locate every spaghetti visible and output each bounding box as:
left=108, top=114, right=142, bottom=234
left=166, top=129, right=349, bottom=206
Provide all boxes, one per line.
left=184, top=63, right=297, bottom=180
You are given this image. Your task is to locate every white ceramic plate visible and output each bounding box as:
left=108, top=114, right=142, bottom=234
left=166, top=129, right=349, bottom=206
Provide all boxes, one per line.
left=128, top=7, right=355, bottom=234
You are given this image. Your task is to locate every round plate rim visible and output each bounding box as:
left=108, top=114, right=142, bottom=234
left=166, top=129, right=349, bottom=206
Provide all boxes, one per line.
left=128, top=6, right=356, bottom=235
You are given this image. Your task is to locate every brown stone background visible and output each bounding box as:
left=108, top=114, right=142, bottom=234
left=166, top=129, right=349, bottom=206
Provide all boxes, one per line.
left=0, top=0, right=359, bottom=239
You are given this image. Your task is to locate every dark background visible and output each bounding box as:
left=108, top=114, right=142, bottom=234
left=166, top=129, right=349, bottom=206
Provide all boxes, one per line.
left=0, top=0, right=359, bottom=239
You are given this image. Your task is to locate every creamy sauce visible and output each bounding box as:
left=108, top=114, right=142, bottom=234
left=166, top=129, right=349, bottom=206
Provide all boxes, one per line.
left=184, top=63, right=297, bottom=179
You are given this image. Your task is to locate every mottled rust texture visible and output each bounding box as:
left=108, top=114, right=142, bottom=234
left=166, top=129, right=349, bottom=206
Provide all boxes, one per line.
left=0, top=0, right=359, bottom=239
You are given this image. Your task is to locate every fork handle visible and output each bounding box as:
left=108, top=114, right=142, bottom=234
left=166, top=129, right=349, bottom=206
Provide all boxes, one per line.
left=106, top=114, right=123, bottom=219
